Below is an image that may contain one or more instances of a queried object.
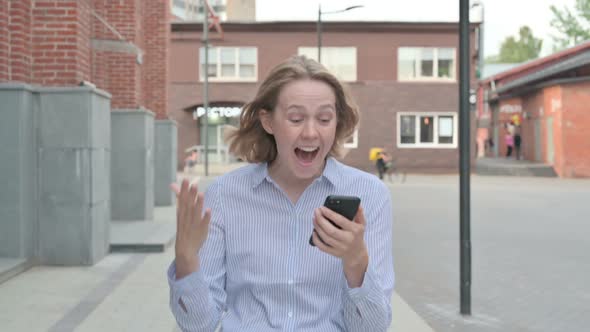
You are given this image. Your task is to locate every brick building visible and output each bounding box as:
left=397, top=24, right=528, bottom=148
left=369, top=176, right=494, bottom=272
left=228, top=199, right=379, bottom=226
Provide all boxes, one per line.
left=477, top=41, right=590, bottom=178
left=1, top=0, right=176, bottom=267
left=0, top=0, right=169, bottom=117
left=169, top=21, right=479, bottom=173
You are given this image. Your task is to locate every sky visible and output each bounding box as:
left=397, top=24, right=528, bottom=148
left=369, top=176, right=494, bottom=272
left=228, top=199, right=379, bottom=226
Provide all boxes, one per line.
left=255, top=0, right=578, bottom=57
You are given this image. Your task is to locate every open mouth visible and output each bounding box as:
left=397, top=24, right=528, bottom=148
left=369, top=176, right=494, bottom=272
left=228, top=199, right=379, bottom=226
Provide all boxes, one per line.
left=294, top=147, right=319, bottom=165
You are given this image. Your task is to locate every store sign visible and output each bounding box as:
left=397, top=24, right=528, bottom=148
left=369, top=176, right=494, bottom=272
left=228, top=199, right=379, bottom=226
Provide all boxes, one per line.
left=499, top=104, right=522, bottom=114
left=193, top=106, right=242, bottom=119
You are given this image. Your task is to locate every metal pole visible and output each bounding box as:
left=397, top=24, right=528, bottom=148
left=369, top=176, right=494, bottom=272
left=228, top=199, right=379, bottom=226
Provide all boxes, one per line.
left=459, top=0, right=472, bottom=316
left=202, top=0, right=209, bottom=177
left=317, top=4, right=322, bottom=62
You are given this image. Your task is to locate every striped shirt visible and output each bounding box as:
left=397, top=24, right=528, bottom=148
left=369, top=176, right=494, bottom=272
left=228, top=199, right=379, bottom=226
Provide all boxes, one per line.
left=167, top=157, right=395, bottom=332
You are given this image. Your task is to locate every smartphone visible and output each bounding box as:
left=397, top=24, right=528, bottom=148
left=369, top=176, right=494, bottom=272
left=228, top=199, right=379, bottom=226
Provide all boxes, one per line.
left=309, top=195, right=361, bottom=246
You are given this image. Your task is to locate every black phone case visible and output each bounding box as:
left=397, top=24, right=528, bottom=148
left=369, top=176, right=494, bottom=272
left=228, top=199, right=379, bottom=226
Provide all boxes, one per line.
left=309, top=195, right=361, bottom=246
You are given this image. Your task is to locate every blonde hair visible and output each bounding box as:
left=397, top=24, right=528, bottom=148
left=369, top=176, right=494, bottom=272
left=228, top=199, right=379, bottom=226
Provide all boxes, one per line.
left=226, top=55, right=359, bottom=163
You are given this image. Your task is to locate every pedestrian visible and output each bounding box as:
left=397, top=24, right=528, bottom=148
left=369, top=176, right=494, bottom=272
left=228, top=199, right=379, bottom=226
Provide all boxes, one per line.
left=514, top=125, right=522, bottom=160
left=167, top=55, right=394, bottom=332
left=184, top=149, right=199, bottom=175
left=505, top=129, right=514, bottom=158
left=376, top=150, right=387, bottom=180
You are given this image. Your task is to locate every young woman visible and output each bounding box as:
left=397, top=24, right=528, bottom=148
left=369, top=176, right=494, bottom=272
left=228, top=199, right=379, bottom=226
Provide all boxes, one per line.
left=168, top=55, right=394, bottom=331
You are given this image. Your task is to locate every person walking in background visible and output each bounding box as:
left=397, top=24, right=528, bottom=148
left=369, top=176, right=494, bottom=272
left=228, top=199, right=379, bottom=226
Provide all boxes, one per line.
left=505, top=129, right=514, bottom=158
left=375, top=151, right=387, bottom=180
left=514, top=124, right=522, bottom=160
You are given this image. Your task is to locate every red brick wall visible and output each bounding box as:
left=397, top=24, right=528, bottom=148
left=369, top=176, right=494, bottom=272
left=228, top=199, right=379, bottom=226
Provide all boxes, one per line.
left=142, top=0, right=170, bottom=119
left=0, top=1, right=8, bottom=81
left=561, top=82, right=590, bottom=177
left=91, top=0, right=141, bottom=109
left=4, top=0, right=33, bottom=83
left=32, top=0, right=91, bottom=86
left=4, top=0, right=170, bottom=119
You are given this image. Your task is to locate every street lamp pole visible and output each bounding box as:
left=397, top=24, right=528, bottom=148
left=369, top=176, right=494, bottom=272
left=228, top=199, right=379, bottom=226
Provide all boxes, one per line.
left=202, top=0, right=209, bottom=177
left=317, top=4, right=322, bottom=62
left=459, top=0, right=471, bottom=316
left=316, top=5, right=363, bottom=63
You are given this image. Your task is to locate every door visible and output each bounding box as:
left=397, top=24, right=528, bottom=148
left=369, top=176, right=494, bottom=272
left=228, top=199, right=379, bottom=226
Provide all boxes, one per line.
left=534, top=119, right=541, bottom=161
left=546, top=117, right=555, bottom=164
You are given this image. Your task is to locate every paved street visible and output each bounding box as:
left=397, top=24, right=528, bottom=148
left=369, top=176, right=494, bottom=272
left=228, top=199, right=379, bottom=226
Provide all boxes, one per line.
left=391, top=175, right=590, bottom=332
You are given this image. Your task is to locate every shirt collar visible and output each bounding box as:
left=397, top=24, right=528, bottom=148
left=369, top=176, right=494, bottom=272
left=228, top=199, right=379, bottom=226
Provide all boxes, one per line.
left=250, top=156, right=342, bottom=188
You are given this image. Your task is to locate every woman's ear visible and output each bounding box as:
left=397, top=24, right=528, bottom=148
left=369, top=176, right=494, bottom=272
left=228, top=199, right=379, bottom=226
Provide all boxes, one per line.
left=259, top=109, right=274, bottom=135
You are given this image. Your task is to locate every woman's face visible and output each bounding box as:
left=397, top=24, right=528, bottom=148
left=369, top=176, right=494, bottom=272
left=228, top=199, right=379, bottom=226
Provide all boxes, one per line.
left=261, top=79, right=337, bottom=181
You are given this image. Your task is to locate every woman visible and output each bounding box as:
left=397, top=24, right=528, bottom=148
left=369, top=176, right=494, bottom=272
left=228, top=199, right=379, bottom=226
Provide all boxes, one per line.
left=168, top=55, right=394, bottom=331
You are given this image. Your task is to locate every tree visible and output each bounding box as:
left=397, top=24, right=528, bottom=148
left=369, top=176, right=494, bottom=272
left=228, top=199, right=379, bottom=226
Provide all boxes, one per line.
left=550, top=0, right=590, bottom=51
left=487, top=26, right=543, bottom=63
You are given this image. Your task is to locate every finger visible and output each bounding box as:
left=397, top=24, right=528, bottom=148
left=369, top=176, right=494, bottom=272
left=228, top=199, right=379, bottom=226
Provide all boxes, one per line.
left=314, top=209, right=347, bottom=243
left=312, top=230, right=339, bottom=256
left=354, top=206, right=366, bottom=226
left=195, top=192, right=205, bottom=223
left=313, top=217, right=345, bottom=251
left=170, top=182, right=181, bottom=197
left=178, top=179, right=190, bottom=228
left=320, top=206, right=356, bottom=231
left=187, top=184, right=198, bottom=225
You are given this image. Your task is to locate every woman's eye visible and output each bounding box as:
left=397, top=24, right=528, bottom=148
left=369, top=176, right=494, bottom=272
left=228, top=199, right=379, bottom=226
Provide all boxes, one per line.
left=289, top=118, right=303, bottom=123
left=319, top=118, right=332, bottom=124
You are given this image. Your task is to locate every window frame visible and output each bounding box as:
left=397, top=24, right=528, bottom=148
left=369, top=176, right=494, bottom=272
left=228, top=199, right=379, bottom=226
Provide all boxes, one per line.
left=297, top=46, right=358, bottom=82
left=396, top=112, right=458, bottom=148
left=397, top=47, right=456, bottom=82
left=343, top=129, right=358, bottom=149
left=199, top=47, right=258, bottom=82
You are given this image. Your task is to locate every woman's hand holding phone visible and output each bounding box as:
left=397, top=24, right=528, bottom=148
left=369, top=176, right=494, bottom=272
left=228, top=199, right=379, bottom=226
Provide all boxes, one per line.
left=312, top=205, right=369, bottom=288
left=170, top=179, right=212, bottom=280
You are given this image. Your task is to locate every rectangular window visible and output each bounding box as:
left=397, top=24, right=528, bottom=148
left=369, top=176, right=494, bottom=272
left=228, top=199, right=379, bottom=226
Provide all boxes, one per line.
left=397, top=113, right=457, bottom=148
left=397, top=47, right=456, bottom=82
left=200, top=47, right=257, bottom=82
left=298, top=47, right=357, bottom=81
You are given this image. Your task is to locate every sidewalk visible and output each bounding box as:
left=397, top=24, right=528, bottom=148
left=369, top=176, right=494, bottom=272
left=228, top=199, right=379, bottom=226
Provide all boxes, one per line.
left=0, top=244, right=434, bottom=331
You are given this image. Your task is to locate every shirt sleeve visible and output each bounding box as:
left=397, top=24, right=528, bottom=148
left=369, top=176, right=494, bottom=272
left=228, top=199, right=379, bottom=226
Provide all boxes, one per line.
left=167, top=180, right=227, bottom=332
left=342, top=182, right=395, bottom=332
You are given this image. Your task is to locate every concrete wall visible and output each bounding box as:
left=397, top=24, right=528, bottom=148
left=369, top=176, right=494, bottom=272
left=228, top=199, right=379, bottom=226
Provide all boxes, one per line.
left=155, top=120, right=177, bottom=206
left=36, top=87, right=111, bottom=265
left=0, top=84, right=36, bottom=259
left=111, top=109, right=155, bottom=221
left=0, top=84, right=111, bottom=265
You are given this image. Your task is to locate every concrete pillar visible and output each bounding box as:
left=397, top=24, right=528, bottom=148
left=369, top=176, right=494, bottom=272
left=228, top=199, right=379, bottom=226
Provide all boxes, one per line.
left=0, top=84, right=36, bottom=260
left=155, top=120, right=177, bottom=206
left=111, top=109, right=155, bottom=221
left=36, top=86, right=111, bottom=265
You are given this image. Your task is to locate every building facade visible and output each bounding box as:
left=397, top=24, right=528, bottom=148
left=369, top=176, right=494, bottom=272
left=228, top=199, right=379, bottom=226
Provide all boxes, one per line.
left=477, top=41, right=590, bottom=178
left=169, top=21, right=479, bottom=173
left=1, top=0, right=175, bottom=268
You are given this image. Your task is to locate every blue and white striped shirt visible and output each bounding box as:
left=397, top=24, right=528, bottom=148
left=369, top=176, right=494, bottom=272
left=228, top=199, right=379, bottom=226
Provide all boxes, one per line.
left=167, top=157, right=394, bottom=332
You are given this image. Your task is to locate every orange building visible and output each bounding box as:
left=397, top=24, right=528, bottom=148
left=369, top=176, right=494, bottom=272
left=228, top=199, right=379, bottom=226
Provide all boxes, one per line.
left=477, top=42, right=590, bottom=178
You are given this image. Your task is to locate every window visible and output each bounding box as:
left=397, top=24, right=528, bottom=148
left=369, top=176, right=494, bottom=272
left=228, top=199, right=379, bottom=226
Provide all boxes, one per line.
left=397, top=113, right=457, bottom=148
left=343, top=129, right=358, bottom=149
left=297, top=47, right=357, bottom=81
left=200, top=47, right=257, bottom=81
left=398, top=47, right=456, bottom=81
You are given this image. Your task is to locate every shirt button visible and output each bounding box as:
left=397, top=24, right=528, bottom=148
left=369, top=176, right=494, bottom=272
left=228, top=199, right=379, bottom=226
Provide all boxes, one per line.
left=288, top=279, right=293, bottom=285
left=288, top=311, right=293, bottom=318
